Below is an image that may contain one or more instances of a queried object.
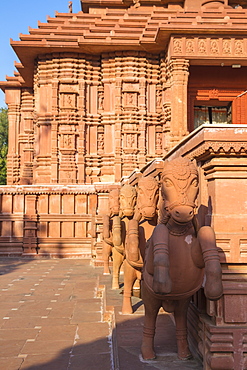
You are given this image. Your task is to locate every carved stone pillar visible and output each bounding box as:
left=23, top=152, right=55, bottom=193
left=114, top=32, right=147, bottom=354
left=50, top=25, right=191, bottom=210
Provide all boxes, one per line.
left=138, top=78, right=147, bottom=167
left=23, top=194, right=38, bottom=255
left=19, top=89, right=34, bottom=185
left=50, top=119, right=59, bottom=184
left=5, top=89, right=21, bottom=184
left=167, top=58, right=190, bottom=147
left=78, top=80, right=86, bottom=183
left=88, top=193, right=98, bottom=258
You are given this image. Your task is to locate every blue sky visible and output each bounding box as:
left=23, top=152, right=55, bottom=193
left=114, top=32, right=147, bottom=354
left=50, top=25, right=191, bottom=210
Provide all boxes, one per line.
left=0, top=0, right=82, bottom=107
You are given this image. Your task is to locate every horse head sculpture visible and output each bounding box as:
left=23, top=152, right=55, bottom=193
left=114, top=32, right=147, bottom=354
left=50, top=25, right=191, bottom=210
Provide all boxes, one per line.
left=136, top=175, right=159, bottom=221
left=161, top=157, right=199, bottom=224
left=108, top=188, right=120, bottom=217
left=119, top=184, right=137, bottom=218
left=141, top=157, right=223, bottom=361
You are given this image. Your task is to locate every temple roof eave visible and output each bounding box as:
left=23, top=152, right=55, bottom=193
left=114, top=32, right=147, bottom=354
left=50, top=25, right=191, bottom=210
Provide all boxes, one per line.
left=3, top=5, right=247, bottom=90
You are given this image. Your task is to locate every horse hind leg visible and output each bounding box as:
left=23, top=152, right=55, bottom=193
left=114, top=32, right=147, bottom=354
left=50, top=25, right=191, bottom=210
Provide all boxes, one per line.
left=174, top=299, right=192, bottom=360
left=102, top=240, right=112, bottom=275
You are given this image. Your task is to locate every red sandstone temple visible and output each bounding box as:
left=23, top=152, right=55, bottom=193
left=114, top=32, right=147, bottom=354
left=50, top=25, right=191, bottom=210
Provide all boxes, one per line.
left=0, top=1, right=247, bottom=368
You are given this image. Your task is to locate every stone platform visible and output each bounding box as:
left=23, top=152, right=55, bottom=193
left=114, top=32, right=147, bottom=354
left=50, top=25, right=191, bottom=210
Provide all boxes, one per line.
left=0, top=258, right=202, bottom=370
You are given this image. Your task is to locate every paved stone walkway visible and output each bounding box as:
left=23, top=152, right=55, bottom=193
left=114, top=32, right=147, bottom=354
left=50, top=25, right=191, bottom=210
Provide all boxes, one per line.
left=0, top=258, right=112, bottom=370
left=0, top=258, right=203, bottom=370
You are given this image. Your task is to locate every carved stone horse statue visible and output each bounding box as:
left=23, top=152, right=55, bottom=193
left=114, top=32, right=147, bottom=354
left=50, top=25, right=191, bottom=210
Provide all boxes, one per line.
left=102, top=188, right=120, bottom=275
left=111, top=184, right=137, bottom=289
left=141, top=157, right=223, bottom=361
left=122, top=175, right=159, bottom=314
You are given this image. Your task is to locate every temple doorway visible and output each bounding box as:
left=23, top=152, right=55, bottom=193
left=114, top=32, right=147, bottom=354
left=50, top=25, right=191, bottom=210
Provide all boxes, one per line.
left=194, top=103, right=232, bottom=128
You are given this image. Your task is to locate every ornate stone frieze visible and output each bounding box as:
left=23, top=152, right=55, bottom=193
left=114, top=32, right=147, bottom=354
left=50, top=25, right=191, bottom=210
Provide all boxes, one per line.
left=187, top=141, right=247, bottom=161
left=171, top=36, right=247, bottom=59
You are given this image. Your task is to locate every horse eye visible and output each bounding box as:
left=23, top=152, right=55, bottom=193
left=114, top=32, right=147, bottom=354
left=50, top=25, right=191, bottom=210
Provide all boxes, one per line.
left=164, top=179, right=173, bottom=187
left=191, top=178, right=198, bottom=187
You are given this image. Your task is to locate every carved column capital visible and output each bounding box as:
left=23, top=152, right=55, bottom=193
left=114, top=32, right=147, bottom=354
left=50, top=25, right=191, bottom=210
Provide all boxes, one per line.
left=168, top=59, right=190, bottom=82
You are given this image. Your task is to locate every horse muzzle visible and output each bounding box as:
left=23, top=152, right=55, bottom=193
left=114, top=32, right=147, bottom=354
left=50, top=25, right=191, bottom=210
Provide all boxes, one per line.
left=141, top=206, right=156, bottom=220
left=122, top=208, right=135, bottom=217
left=170, top=205, right=194, bottom=223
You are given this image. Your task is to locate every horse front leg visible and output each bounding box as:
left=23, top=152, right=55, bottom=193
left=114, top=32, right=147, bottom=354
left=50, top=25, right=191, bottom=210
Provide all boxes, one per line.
left=112, top=247, right=124, bottom=289
left=141, top=281, right=161, bottom=360
left=198, top=226, right=223, bottom=300
left=102, top=240, right=112, bottom=275
left=121, top=260, right=137, bottom=314
left=173, top=298, right=192, bottom=360
left=152, top=224, right=172, bottom=294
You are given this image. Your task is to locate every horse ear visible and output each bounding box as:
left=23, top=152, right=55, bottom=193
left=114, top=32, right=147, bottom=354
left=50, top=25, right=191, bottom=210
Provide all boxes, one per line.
left=191, top=158, right=197, bottom=167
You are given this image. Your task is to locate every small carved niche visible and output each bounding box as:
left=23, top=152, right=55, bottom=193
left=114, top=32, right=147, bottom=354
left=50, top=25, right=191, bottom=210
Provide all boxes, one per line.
left=155, top=126, right=163, bottom=153
left=61, top=134, right=74, bottom=149
left=122, top=82, right=139, bottom=111
left=59, top=84, right=78, bottom=111
left=156, top=86, right=162, bottom=111
left=98, top=88, right=104, bottom=111
left=186, top=38, right=195, bottom=54
left=123, top=132, right=138, bottom=154
left=60, top=93, right=77, bottom=110
left=173, top=38, right=183, bottom=54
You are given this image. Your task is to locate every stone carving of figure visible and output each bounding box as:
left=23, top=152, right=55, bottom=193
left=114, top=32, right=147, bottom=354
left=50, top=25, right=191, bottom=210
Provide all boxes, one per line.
left=156, top=132, right=162, bottom=151
left=98, top=133, right=104, bottom=151
left=235, top=40, right=244, bottom=55
left=126, top=134, right=135, bottom=148
left=63, top=134, right=72, bottom=148
left=186, top=40, right=194, bottom=54
left=128, top=93, right=134, bottom=106
left=174, top=39, right=182, bottom=54
left=223, top=39, right=231, bottom=54
left=98, top=94, right=104, bottom=110
left=198, top=39, right=206, bottom=54
left=211, top=40, right=219, bottom=54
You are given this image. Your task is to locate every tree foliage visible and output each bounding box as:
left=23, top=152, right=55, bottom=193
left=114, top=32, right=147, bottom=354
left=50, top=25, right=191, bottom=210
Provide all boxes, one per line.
left=0, top=108, right=8, bottom=184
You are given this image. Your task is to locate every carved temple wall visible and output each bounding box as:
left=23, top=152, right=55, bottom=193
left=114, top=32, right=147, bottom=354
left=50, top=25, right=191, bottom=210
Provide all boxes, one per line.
left=6, top=51, right=178, bottom=186
left=7, top=50, right=247, bottom=187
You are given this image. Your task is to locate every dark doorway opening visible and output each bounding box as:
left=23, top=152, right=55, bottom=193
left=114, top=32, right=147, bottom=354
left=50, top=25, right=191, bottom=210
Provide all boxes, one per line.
left=194, top=103, right=232, bottom=128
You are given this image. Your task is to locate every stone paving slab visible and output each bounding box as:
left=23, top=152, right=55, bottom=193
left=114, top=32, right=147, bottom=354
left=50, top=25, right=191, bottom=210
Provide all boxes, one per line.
left=0, top=258, right=112, bottom=370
